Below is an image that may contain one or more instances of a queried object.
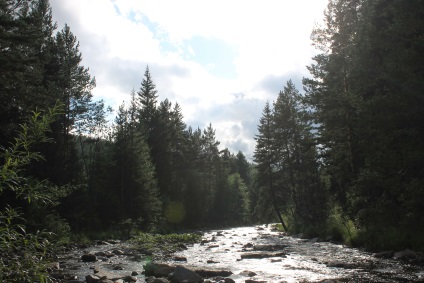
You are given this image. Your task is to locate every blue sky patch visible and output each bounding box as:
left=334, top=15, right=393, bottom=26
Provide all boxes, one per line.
left=183, top=36, right=238, bottom=79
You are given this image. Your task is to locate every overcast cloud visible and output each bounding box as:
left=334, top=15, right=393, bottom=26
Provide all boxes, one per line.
left=49, top=0, right=328, bottom=160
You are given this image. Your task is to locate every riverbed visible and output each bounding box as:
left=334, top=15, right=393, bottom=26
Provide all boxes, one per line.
left=55, top=225, right=424, bottom=282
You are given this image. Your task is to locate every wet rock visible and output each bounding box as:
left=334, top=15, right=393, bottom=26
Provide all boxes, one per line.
left=207, top=259, right=219, bottom=264
left=374, top=250, right=394, bottom=258
left=81, top=253, right=97, bottom=262
left=61, top=280, right=84, bottom=283
left=213, top=277, right=235, bottom=283
left=150, top=278, right=170, bottom=283
left=85, top=274, right=100, bottom=283
left=125, top=275, right=138, bottom=282
left=253, top=244, right=287, bottom=251
left=239, top=270, right=257, bottom=277
left=270, top=259, right=282, bottom=262
left=115, top=280, right=125, bottom=283
left=174, top=256, right=188, bottom=262
left=169, top=266, right=203, bottom=283
left=206, top=244, right=219, bottom=249
left=245, top=280, right=266, bottom=283
left=95, top=269, right=125, bottom=281
left=194, top=269, right=233, bottom=278
left=147, top=263, right=175, bottom=277
left=98, top=280, right=114, bottom=283
left=132, top=270, right=141, bottom=276
left=327, top=261, right=355, bottom=269
left=243, top=243, right=253, bottom=248
left=112, top=249, right=125, bottom=255
left=240, top=251, right=286, bottom=259
left=256, top=227, right=265, bottom=231
left=95, top=251, right=114, bottom=258
left=97, top=240, right=112, bottom=245
left=394, top=249, right=417, bottom=260
left=309, top=237, right=319, bottom=243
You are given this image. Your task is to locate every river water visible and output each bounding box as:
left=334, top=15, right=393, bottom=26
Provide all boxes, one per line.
left=56, top=225, right=424, bottom=282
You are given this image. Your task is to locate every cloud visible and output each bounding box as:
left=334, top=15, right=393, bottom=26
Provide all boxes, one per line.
left=49, top=0, right=328, bottom=159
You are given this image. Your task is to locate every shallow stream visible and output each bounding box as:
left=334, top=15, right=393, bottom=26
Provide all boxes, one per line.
left=56, top=225, right=424, bottom=282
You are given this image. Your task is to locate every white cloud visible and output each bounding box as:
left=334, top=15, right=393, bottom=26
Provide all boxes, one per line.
left=49, top=0, right=328, bottom=159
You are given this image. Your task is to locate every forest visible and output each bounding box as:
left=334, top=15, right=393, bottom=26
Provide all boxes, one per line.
left=1, top=0, right=423, bottom=281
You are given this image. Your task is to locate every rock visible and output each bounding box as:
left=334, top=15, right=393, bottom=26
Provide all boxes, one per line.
left=132, top=270, right=141, bottom=276
left=327, top=261, right=355, bottom=269
left=206, top=244, right=219, bottom=249
left=124, top=275, right=138, bottom=282
left=95, top=251, right=114, bottom=258
left=243, top=243, right=253, bottom=248
left=98, top=280, right=114, bottom=283
left=240, top=252, right=286, bottom=259
left=112, top=249, right=125, bottom=255
left=95, top=269, right=125, bottom=281
left=85, top=274, right=100, bottom=283
left=114, top=265, right=125, bottom=270
left=245, top=280, right=266, bottom=283
left=115, top=280, right=125, bottom=283
left=194, top=269, right=232, bottom=278
left=145, top=263, right=175, bottom=277
left=81, top=253, right=97, bottom=262
left=270, top=259, right=282, bottom=263
left=309, top=237, right=319, bottom=243
left=394, top=249, right=417, bottom=260
left=207, top=259, right=219, bottom=264
left=253, top=244, right=286, bottom=251
left=169, top=266, right=204, bottom=283
left=174, top=256, right=188, bottom=262
left=374, top=250, right=394, bottom=258
left=150, top=278, right=170, bottom=283
left=213, top=277, right=235, bottom=283
left=239, top=270, right=257, bottom=277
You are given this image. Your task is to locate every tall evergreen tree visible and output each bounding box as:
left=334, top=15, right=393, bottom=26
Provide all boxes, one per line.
left=254, top=102, right=288, bottom=231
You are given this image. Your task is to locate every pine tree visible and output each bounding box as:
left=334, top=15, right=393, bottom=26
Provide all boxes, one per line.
left=254, top=102, right=288, bottom=231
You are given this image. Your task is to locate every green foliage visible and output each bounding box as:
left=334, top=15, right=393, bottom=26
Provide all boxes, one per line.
left=0, top=207, right=53, bottom=283
left=0, top=106, right=64, bottom=282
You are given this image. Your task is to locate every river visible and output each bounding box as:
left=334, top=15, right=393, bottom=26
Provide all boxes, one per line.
left=55, top=225, right=424, bottom=282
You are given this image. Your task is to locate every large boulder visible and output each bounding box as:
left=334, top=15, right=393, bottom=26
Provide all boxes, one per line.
left=144, top=262, right=176, bottom=277
left=81, top=253, right=97, bottom=262
left=169, top=266, right=204, bottom=283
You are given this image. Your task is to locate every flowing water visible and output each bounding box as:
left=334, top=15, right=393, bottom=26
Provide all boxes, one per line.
left=56, top=225, right=424, bottom=282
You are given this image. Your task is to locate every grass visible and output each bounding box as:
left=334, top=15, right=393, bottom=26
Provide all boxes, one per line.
left=130, top=232, right=202, bottom=257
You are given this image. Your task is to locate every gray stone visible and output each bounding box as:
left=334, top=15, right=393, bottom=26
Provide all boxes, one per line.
left=81, top=253, right=97, bottom=262
left=194, top=269, right=232, bottom=278
left=170, top=266, right=203, bottom=283
left=239, top=270, right=257, bottom=277
left=253, top=245, right=287, bottom=251
left=394, top=249, right=417, bottom=260
left=240, top=252, right=286, bottom=259
left=85, top=274, right=100, bottom=283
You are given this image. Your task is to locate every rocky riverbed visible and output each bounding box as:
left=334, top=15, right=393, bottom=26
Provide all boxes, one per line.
left=50, top=225, right=424, bottom=283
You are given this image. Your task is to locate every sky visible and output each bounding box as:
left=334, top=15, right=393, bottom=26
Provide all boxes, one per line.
left=49, top=0, right=328, bottom=160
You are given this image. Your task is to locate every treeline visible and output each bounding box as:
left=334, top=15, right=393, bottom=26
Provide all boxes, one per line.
left=254, top=0, right=424, bottom=251
left=0, top=0, right=253, bottom=240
